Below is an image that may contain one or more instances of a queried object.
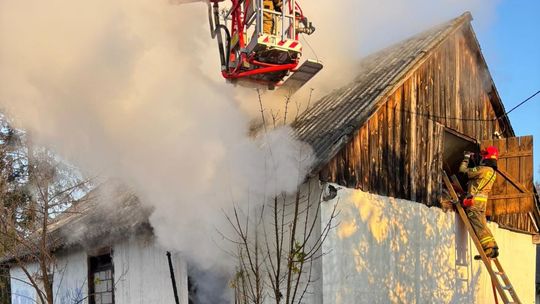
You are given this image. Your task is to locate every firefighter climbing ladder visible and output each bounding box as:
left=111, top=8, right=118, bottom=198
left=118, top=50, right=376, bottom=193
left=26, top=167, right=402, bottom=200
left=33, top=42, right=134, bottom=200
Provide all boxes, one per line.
left=442, top=171, right=522, bottom=304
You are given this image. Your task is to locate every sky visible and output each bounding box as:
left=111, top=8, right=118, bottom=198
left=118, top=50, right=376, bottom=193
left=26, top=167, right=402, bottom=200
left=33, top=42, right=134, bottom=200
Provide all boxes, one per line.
left=474, top=0, right=540, bottom=181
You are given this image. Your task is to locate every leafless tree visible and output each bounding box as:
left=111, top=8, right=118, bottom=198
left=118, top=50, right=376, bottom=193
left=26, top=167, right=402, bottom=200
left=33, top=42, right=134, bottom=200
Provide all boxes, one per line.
left=224, top=93, right=339, bottom=304
left=0, top=116, right=92, bottom=304
left=227, top=184, right=338, bottom=304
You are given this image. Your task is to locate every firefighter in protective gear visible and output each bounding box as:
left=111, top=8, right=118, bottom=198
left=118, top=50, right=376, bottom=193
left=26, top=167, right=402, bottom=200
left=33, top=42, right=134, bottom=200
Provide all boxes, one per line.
left=459, top=146, right=499, bottom=259
left=263, top=0, right=282, bottom=34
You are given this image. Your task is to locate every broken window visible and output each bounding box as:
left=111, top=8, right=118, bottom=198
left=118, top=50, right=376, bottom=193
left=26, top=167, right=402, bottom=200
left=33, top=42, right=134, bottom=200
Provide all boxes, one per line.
left=443, top=128, right=479, bottom=182
left=442, top=128, right=479, bottom=266
left=88, top=252, right=115, bottom=304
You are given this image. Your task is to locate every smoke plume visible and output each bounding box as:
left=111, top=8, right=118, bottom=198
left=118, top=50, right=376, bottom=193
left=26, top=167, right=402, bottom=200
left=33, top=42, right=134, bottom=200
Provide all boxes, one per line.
left=0, top=0, right=312, bottom=275
left=238, top=0, right=500, bottom=119
left=1, top=0, right=498, bottom=301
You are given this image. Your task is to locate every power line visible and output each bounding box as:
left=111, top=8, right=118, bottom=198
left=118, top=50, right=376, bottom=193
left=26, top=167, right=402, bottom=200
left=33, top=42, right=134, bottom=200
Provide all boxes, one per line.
left=394, top=89, right=540, bottom=122
left=500, top=90, right=540, bottom=117
left=397, top=108, right=496, bottom=122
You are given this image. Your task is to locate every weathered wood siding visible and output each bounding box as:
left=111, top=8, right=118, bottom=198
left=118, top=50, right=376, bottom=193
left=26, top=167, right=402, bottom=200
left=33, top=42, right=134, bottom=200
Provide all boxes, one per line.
left=320, top=25, right=509, bottom=206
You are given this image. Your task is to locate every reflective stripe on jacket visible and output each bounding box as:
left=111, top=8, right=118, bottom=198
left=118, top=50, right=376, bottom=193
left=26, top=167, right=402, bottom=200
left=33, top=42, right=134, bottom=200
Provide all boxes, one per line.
left=460, top=165, right=496, bottom=196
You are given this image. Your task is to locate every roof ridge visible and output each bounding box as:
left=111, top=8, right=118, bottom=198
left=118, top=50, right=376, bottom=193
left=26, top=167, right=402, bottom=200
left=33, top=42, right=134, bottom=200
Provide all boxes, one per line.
left=293, top=12, right=474, bottom=173
left=359, top=12, right=471, bottom=65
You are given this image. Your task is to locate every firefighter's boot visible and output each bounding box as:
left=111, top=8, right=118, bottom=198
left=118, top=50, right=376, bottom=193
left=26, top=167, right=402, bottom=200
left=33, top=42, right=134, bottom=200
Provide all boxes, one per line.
left=474, top=246, right=499, bottom=260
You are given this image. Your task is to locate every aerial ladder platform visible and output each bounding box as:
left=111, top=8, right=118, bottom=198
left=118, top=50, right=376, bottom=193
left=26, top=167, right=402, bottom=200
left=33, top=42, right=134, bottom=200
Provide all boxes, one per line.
left=442, top=171, right=521, bottom=304
left=206, top=0, right=322, bottom=93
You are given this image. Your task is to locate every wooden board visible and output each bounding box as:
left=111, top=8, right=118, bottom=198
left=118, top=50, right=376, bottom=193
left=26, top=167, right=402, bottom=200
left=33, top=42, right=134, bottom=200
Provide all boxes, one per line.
left=481, top=136, right=535, bottom=216
left=318, top=26, right=522, bottom=214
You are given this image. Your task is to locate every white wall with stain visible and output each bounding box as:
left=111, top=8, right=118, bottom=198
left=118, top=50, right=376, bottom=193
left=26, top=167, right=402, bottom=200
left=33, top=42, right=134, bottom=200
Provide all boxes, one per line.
left=11, top=262, right=39, bottom=304
left=320, top=185, right=535, bottom=304
left=113, top=236, right=188, bottom=304
left=476, top=223, right=536, bottom=304
left=11, top=249, right=91, bottom=304
left=53, top=249, right=88, bottom=304
left=10, top=237, right=188, bottom=304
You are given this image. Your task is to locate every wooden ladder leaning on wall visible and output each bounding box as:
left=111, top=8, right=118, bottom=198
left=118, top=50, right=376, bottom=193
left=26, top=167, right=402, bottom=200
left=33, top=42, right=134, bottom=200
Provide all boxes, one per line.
left=442, top=171, right=522, bottom=304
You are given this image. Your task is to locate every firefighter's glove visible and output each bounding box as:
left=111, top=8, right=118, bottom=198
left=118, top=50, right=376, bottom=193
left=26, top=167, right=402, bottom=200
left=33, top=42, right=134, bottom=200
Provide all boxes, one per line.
left=462, top=197, right=474, bottom=208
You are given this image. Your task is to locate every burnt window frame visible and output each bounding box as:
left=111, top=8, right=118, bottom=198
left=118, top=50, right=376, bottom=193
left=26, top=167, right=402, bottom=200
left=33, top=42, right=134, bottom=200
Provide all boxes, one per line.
left=443, top=127, right=480, bottom=186
left=88, top=249, right=115, bottom=304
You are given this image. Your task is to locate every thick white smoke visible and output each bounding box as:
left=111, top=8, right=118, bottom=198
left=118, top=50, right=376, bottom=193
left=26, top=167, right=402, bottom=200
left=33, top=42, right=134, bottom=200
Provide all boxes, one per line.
left=0, top=0, right=498, bottom=301
left=0, top=0, right=312, bottom=271
left=306, top=0, right=498, bottom=89
left=238, top=0, right=500, bottom=119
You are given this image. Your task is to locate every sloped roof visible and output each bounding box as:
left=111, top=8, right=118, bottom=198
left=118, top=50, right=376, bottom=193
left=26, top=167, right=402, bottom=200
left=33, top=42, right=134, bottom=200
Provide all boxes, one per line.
left=47, top=185, right=151, bottom=248
left=293, top=12, right=507, bottom=172
left=1, top=183, right=151, bottom=263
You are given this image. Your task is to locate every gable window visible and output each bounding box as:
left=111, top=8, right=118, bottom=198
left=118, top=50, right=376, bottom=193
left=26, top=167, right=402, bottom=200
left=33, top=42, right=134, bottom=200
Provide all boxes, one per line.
left=88, top=252, right=115, bottom=304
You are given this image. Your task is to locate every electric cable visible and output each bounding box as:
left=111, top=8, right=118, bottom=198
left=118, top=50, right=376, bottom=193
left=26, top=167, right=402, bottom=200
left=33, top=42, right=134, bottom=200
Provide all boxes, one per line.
left=396, top=108, right=497, bottom=122
left=392, top=89, right=540, bottom=122
left=499, top=89, right=540, bottom=117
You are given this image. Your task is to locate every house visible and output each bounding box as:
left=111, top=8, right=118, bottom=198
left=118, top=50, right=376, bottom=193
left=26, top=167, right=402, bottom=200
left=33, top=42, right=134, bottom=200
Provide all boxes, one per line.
left=5, top=12, right=538, bottom=304
left=5, top=185, right=191, bottom=304
left=292, top=11, right=539, bottom=304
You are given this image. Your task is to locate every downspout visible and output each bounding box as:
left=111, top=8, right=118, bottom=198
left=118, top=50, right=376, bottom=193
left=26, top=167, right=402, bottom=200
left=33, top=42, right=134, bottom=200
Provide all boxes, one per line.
left=166, top=251, right=180, bottom=304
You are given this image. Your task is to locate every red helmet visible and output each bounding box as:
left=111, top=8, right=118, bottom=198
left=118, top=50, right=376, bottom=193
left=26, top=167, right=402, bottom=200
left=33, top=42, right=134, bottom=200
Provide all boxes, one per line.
left=481, top=146, right=499, bottom=160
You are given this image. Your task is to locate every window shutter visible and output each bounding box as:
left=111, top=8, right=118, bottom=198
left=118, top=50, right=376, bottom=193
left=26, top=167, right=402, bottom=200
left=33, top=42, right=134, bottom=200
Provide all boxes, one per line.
left=482, top=136, right=534, bottom=216
left=482, top=136, right=538, bottom=234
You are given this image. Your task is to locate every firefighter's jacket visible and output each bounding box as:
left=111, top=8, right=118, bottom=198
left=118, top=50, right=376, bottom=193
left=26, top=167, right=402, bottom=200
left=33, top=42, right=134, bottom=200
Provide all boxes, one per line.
left=459, top=161, right=496, bottom=196
left=272, top=0, right=283, bottom=8
left=263, top=0, right=283, bottom=34
left=459, top=160, right=498, bottom=251
left=264, top=0, right=282, bottom=11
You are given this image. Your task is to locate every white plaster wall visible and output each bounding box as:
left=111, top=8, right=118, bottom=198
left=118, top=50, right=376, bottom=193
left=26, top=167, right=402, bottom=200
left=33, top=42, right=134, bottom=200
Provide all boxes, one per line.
left=10, top=238, right=188, bottom=304
left=53, top=249, right=88, bottom=304
left=113, top=237, right=189, bottom=304
left=10, top=249, right=88, bottom=304
left=320, top=185, right=536, bottom=304
left=307, top=177, right=324, bottom=304
left=11, top=262, right=39, bottom=304
left=474, top=222, right=536, bottom=304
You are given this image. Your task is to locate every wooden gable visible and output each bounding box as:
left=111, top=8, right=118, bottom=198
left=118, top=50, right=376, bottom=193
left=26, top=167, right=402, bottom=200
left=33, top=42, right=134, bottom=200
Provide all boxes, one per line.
left=309, top=14, right=538, bottom=234
left=320, top=22, right=510, bottom=205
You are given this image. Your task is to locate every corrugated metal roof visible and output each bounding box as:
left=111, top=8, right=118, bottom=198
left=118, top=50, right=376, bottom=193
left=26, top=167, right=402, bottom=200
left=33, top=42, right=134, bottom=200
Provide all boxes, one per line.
left=293, top=12, right=472, bottom=172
